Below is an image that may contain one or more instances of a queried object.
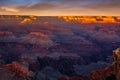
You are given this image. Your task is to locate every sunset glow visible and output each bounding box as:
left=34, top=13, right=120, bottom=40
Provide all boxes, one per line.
left=0, top=0, right=120, bottom=16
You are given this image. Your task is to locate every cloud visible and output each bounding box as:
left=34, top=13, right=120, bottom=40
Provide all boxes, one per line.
left=0, top=0, right=120, bottom=15
left=1, top=6, right=19, bottom=13
left=17, top=0, right=120, bottom=10
left=18, top=2, right=59, bottom=11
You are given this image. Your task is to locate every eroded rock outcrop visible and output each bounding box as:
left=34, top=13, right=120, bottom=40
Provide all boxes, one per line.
left=19, top=32, right=54, bottom=47
left=5, top=62, right=31, bottom=80
left=0, top=62, right=31, bottom=80
left=113, top=48, right=120, bottom=80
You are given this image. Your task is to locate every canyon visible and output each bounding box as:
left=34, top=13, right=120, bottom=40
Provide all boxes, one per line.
left=0, top=15, right=120, bottom=80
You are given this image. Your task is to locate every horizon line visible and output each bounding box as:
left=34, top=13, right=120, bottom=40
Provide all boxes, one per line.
left=0, top=14, right=120, bottom=17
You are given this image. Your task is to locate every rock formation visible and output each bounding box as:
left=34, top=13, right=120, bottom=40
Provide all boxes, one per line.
left=5, top=62, right=31, bottom=80
left=113, top=48, right=120, bottom=80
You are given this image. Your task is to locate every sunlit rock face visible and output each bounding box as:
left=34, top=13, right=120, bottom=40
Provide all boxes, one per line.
left=59, top=16, right=120, bottom=23
left=113, top=48, right=120, bottom=80
left=20, top=16, right=37, bottom=24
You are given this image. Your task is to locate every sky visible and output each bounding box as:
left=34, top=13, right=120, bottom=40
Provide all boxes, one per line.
left=0, top=0, right=120, bottom=16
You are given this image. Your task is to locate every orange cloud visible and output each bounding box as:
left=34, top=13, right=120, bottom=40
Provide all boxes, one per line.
left=1, top=6, right=19, bottom=13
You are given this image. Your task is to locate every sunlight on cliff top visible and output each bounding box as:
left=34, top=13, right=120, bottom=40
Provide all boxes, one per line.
left=58, top=16, right=120, bottom=23
left=20, top=16, right=37, bottom=24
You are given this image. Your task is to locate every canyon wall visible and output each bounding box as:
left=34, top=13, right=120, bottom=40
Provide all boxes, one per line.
left=113, top=48, right=120, bottom=80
